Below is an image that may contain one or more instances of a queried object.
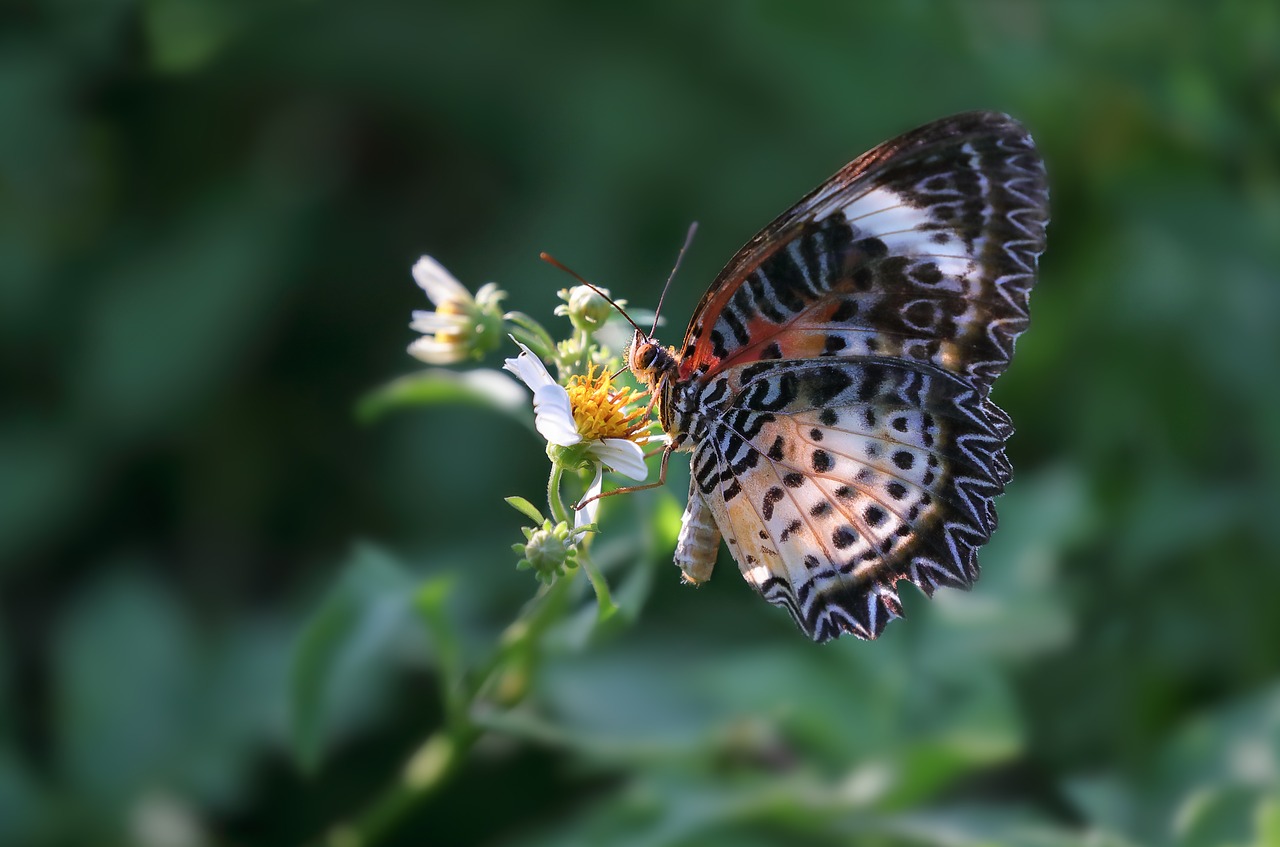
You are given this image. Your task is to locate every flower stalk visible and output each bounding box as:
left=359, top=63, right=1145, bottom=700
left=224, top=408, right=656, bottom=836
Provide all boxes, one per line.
left=328, top=261, right=666, bottom=845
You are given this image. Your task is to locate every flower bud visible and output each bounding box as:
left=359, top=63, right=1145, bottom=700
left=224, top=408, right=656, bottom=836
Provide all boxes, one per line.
left=555, top=285, right=620, bottom=334
left=513, top=520, right=578, bottom=582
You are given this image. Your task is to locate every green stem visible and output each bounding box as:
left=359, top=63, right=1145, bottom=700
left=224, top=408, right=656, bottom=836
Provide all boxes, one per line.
left=548, top=464, right=613, bottom=618
left=328, top=729, right=475, bottom=847
left=329, top=572, right=577, bottom=846
left=578, top=547, right=618, bottom=621
left=479, top=571, right=574, bottom=688
left=546, top=465, right=571, bottom=527
left=573, top=327, right=591, bottom=372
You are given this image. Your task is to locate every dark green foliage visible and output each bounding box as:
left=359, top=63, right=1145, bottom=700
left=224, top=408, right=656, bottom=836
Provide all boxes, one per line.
left=2, top=1, right=1279, bottom=845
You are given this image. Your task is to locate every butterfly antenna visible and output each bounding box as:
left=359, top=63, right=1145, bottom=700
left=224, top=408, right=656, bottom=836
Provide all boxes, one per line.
left=539, top=252, right=646, bottom=336
left=651, top=221, right=698, bottom=336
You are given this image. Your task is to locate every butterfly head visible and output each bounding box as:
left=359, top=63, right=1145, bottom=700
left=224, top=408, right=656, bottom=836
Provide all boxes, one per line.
left=627, top=332, right=675, bottom=379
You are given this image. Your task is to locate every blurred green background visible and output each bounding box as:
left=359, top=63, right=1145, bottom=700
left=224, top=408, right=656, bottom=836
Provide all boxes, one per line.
left=3, top=1, right=1280, bottom=845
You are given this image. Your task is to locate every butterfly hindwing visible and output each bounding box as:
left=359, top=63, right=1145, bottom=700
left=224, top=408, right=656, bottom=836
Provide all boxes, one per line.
left=685, top=355, right=1013, bottom=642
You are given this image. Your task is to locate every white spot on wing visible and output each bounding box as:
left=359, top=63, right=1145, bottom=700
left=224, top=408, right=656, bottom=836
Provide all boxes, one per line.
left=840, top=187, right=909, bottom=225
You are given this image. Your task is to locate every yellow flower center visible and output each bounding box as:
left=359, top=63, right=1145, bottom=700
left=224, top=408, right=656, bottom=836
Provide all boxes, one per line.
left=566, top=365, right=650, bottom=442
left=434, top=301, right=468, bottom=345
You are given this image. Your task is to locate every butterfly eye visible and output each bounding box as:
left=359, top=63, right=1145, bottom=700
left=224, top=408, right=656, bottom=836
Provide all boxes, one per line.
left=635, top=344, right=657, bottom=370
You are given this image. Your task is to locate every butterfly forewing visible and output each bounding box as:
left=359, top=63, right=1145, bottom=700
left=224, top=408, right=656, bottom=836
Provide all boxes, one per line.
left=679, top=111, right=1047, bottom=394
left=655, top=111, right=1047, bottom=642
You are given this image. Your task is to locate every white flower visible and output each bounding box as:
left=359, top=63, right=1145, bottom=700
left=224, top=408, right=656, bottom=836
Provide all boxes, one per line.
left=503, top=340, right=651, bottom=528
left=408, top=256, right=505, bottom=364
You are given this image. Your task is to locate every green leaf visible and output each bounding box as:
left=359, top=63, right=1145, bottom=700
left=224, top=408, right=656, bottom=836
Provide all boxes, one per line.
left=868, top=805, right=1136, bottom=847
left=1065, top=682, right=1280, bottom=846
left=1062, top=773, right=1138, bottom=840
left=47, top=565, right=293, bottom=833
left=412, top=577, right=464, bottom=721
left=653, top=487, right=685, bottom=546
left=503, top=311, right=557, bottom=360
left=76, top=195, right=293, bottom=442
left=0, top=625, right=43, bottom=843
left=357, top=367, right=531, bottom=426
left=1173, top=785, right=1258, bottom=846
left=289, top=543, right=417, bottom=772
left=0, top=423, right=86, bottom=575
left=143, top=0, right=249, bottom=73
left=505, top=496, right=546, bottom=524
left=54, top=569, right=195, bottom=813
left=0, top=749, right=43, bottom=847
left=1256, top=795, right=1280, bottom=847
left=918, top=467, right=1087, bottom=666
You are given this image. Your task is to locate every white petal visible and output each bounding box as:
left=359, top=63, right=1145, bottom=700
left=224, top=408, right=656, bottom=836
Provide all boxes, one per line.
left=409, top=311, right=469, bottom=333
left=407, top=337, right=465, bottom=364
left=502, top=340, right=558, bottom=392
left=532, top=385, right=580, bottom=446
left=412, top=256, right=472, bottom=306
left=474, top=282, right=504, bottom=307
left=576, top=464, right=603, bottom=530
left=591, top=438, right=648, bottom=481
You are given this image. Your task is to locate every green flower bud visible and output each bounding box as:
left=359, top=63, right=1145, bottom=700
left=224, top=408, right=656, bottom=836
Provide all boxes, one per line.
left=555, top=285, right=622, bottom=333
left=513, top=520, right=578, bottom=583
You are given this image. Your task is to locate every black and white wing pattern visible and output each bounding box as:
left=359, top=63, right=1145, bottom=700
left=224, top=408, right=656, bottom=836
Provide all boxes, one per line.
left=640, top=111, right=1048, bottom=641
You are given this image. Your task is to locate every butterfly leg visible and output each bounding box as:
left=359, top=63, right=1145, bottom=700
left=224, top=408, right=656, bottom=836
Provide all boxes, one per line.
left=674, top=482, right=721, bottom=584
left=572, top=444, right=672, bottom=511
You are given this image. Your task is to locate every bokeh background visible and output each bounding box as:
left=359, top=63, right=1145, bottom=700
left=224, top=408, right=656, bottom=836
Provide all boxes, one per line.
left=4, top=1, right=1280, bottom=845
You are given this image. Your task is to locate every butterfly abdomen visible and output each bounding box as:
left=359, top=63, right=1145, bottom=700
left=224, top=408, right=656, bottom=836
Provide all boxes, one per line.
left=674, top=490, right=721, bottom=584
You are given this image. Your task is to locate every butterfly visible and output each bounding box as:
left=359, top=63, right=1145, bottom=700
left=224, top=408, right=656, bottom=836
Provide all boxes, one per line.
left=625, top=111, right=1049, bottom=642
